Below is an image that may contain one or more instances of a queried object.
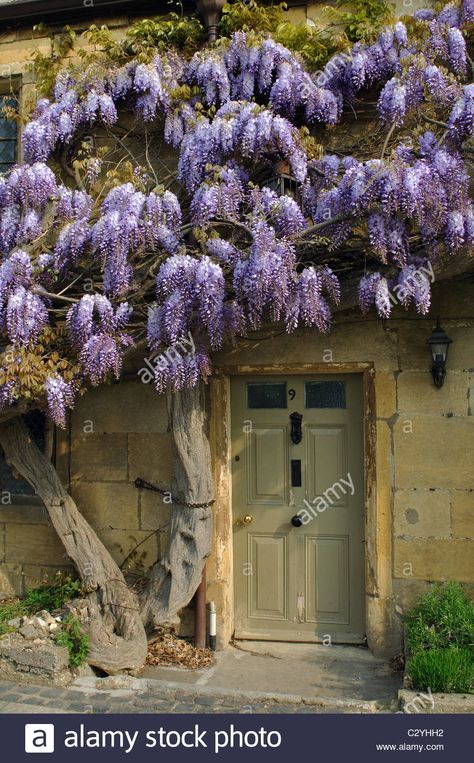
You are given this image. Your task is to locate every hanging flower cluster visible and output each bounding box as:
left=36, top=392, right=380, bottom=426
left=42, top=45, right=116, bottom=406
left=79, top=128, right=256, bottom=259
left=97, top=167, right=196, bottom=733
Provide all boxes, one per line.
left=44, top=374, right=75, bottom=427
left=303, top=131, right=473, bottom=268
left=0, top=0, right=471, bottom=412
left=91, top=184, right=182, bottom=296
left=179, top=101, right=307, bottom=193
left=23, top=55, right=178, bottom=162
left=66, top=295, right=133, bottom=385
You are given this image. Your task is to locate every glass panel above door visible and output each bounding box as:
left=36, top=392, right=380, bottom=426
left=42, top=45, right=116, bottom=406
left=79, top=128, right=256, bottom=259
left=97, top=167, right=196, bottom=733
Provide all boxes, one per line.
left=247, top=382, right=287, bottom=409
left=305, top=381, right=346, bottom=409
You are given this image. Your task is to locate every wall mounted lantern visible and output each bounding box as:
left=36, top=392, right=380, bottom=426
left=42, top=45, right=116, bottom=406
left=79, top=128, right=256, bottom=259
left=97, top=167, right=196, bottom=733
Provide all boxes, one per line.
left=262, top=161, right=302, bottom=204
left=428, top=318, right=452, bottom=389
left=196, top=0, right=226, bottom=43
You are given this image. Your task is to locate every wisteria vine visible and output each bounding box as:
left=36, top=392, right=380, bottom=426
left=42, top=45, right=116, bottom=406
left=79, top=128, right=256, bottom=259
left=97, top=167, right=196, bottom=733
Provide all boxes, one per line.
left=0, top=0, right=472, bottom=424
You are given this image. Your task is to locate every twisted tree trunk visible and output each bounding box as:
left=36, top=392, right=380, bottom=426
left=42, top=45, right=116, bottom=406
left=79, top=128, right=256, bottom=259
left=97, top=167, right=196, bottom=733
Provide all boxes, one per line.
left=141, top=384, right=214, bottom=631
left=0, top=416, right=148, bottom=675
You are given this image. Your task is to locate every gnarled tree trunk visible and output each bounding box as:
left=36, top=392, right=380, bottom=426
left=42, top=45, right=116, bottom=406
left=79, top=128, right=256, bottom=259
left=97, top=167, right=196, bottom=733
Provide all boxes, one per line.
left=141, top=384, right=214, bottom=631
left=0, top=416, right=148, bottom=675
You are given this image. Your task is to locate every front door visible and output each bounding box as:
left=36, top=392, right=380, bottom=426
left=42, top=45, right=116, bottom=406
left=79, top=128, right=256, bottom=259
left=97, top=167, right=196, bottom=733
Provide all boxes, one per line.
left=231, top=374, right=365, bottom=643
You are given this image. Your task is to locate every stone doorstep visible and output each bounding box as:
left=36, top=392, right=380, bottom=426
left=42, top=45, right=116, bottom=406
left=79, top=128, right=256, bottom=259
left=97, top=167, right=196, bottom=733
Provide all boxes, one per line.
left=72, top=676, right=382, bottom=713
left=398, top=689, right=474, bottom=714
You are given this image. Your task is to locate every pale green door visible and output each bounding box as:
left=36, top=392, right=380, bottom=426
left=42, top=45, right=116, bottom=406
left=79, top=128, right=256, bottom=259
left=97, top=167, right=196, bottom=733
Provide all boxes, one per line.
left=231, top=374, right=365, bottom=643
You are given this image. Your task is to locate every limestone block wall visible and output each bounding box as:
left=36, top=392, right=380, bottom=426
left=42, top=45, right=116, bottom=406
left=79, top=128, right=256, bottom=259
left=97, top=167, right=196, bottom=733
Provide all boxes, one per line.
left=0, top=282, right=473, bottom=654
left=0, top=379, right=173, bottom=599
left=0, top=3, right=472, bottom=652
left=209, top=280, right=474, bottom=652
left=69, top=381, right=172, bottom=577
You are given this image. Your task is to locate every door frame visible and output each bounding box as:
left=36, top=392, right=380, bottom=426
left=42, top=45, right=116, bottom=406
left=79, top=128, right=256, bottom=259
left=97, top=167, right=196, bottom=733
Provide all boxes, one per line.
left=207, top=362, right=393, bottom=657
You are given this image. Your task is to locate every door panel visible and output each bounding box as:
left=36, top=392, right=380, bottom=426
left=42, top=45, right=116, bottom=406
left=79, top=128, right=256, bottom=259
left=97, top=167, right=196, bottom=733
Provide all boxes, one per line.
left=232, top=374, right=365, bottom=643
left=249, top=534, right=288, bottom=620
left=247, top=426, right=288, bottom=503
left=306, top=426, right=347, bottom=506
left=305, top=535, right=349, bottom=624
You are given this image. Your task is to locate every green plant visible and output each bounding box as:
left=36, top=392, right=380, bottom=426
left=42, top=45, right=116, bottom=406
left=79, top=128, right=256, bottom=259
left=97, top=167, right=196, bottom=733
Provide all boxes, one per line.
left=0, top=575, right=82, bottom=637
left=85, top=13, right=206, bottom=63
left=22, top=576, right=82, bottom=613
left=406, top=582, right=474, bottom=654
left=408, top=648, right=473, bottom=694
left=0, top=599, right=27, bottom=636
left=220, top=0, right=286, bottom=36
left=331, top=0, right=395, bottom=43
left=55, top=615, right=90, bottom=668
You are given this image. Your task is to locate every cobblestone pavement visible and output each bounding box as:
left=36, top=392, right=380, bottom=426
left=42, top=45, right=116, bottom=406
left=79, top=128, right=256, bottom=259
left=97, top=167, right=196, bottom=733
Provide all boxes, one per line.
left=0, top=680, right=375, bottom=714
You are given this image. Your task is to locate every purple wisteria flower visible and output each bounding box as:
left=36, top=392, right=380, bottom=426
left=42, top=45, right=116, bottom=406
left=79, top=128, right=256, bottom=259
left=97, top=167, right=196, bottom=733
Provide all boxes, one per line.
left=448, top=84, right=474, bottom=142
left=44, top=374, right=75, bottom=427
left=5, top=286, right=48, bottom=345
left=395, top=265, right=431, bottom=314
left=447, top=28, right=468, bottom=74
left=378, top=80, right=407, bottom=125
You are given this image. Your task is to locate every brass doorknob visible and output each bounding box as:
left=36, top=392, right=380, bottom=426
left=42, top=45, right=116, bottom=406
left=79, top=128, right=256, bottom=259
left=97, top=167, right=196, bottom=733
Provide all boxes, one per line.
left=236, top=514, right=254, bottom=526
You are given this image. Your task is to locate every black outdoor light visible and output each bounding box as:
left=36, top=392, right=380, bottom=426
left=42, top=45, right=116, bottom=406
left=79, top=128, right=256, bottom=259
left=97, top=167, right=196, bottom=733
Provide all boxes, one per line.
left=428, top=318, right=452, bottom=389
left=195, top=0, right=226, bottom=42
left=262, top=161, right=302, bottom=205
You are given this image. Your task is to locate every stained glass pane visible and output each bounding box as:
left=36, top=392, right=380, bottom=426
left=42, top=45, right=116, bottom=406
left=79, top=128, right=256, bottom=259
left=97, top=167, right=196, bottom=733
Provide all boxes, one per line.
left=305, top=381, right=346, bottom=409
left=0, top=95, right=17, bottom=174
left=247, top=382, right=287, bottom=409
left=0, top=141, right=16, bottom=163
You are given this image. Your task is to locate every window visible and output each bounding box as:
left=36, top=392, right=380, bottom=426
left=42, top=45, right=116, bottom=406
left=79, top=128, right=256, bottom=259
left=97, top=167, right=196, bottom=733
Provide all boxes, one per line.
left=305, top=381, right=346, bottom=409
left=247, top=382, right=287, bottom=409
left=0, top=95, right=17, bottom=173
left=0, top=411, right=46, bottom=496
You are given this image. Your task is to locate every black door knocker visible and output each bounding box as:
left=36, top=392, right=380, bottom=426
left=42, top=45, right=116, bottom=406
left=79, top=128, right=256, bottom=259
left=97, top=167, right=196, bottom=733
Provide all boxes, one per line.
left=290, top=412, right=303, bottom=444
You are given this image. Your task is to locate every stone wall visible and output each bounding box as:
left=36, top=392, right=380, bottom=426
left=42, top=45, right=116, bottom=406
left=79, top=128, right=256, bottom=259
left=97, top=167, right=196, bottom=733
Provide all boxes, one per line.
left=209, top=280, right=474, bottom=652
left=0, top=379, right=173, bottom=599
left=0, top=285, right=473, bottom=653
left=0, top=2, right=472, bottom=653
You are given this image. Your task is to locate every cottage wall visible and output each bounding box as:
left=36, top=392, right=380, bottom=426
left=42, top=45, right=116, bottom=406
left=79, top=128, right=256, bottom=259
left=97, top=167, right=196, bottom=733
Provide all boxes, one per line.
left=1, top=281, right=472, bottom=655
left=0, top=2, right=472, bottom=657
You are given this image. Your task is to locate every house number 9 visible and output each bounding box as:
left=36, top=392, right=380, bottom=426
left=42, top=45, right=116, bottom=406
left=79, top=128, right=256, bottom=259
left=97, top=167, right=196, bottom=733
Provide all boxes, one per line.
left=288, top=389, right=296, bottom=400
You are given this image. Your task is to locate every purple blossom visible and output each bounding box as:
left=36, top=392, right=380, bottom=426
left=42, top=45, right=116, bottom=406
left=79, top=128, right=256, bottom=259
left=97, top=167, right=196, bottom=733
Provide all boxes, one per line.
left=424, top=65, right=458, bottom=107
left=80, top=333, right=123, bottom=385
left=447, top=28, right=467, bottom=74
left=448, top=84, right=474, bottom=142
left=6, top=286, right=48, bottom=345
left=67, top=294, right=132, bottom=352
left=378, top=79, right=407, bottom=125
left=298, top=268, right=331, bottom=332
left=179, top=102, right=306, bottom=193
left=154, top=349, right=211, bottom=394
left=368, top=213, right=388, bottom=261
left=414, top=10, right=435, bottom=22
left=394, top=22, right=408, bottom=47
left=445, top=210, right=466, bottom=249
left=186, top=53, right=230, bottom=106
left=395, top=265, right=431, bottom=314
left=18, top=209, right=42, bottom=243
left=438, top=5, right=461, bottom=28
left=44, top=374, right=74, bottom=427
left=54, top=220, right=91, bottom=270
left=359, top=272, right=391, bottom=314
left=7, top=163, right=57, bottom=210
left=147, top=304, right=162, bottom=352
left=206, top=238, right=240, bottom=264
left=462, top=0, right=474, bottom=24
left=0, top=381, right=15, bottom=410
